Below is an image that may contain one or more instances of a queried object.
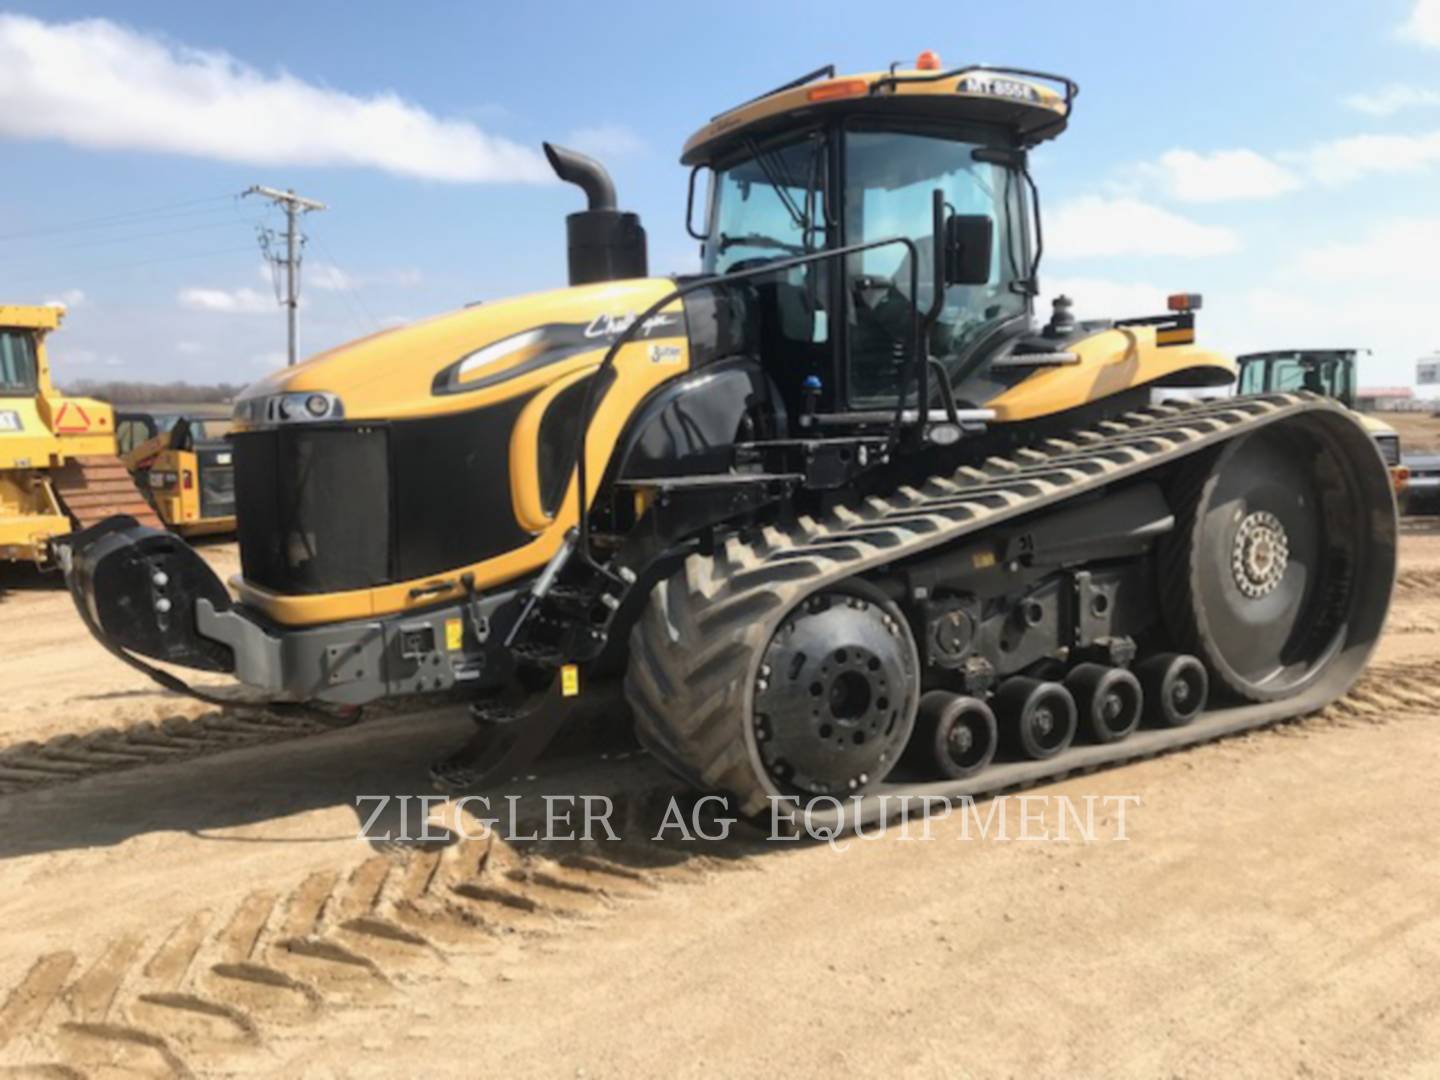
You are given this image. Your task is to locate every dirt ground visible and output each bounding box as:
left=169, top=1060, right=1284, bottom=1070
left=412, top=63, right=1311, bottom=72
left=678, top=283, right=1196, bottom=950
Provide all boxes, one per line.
left=1373, top=410, right=1440, bottom=454
left=0, top=523, right=1438, bottom=1078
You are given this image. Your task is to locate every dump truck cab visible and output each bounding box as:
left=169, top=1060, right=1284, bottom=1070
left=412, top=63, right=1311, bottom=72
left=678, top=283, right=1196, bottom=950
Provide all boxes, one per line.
left=116, top=406, right=237, bottom=536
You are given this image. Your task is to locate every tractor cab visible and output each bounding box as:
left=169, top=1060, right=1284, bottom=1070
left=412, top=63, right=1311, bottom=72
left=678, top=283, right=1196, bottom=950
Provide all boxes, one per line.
left=1237, top=349, right=1361, bottom=408
left=681, top=56, right=1074, bottom=428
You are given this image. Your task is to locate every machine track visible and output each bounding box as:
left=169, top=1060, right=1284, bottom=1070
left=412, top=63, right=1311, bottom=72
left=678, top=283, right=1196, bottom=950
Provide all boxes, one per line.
left=626, top=392, right=1395, bottom=825
left=52, top=455, right=162, bottom=531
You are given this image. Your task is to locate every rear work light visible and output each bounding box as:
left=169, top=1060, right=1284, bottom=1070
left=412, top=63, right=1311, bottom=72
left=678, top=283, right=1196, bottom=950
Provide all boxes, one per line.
left=1168, top=293, right=1202, bottom=312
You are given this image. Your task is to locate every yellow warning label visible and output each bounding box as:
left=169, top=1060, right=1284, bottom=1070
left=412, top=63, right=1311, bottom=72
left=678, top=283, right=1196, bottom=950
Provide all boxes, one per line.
left=561, top=664, right=580, bottom=697
left=444, top=618, right=463, bottom=651
left=972, top=550, right=997, bottom=569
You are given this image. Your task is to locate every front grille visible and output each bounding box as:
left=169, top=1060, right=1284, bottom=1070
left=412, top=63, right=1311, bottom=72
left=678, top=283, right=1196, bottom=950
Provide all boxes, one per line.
left=1374, top=435, right=1400, bottom=466
left=235, top=427, right=391, bottom=594
left=196, top=445, right=235, bottom=519
left=234, top=394, right=534, bottom=597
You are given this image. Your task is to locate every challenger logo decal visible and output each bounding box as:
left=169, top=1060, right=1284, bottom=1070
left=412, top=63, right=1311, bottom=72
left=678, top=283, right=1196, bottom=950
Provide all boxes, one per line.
left=432, top=312, right=687, bottom=396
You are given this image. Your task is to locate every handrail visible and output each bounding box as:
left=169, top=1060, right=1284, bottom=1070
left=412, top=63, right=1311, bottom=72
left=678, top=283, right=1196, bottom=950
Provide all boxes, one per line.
left=569, top=235, right=928, bottom=575
left=868, top=64, right=1079, bottom=113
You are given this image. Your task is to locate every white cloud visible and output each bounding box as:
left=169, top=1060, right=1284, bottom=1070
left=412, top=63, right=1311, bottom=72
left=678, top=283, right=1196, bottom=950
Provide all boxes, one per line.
left=301, top=261, right=422, bottom=292
left=178, top=286, right=273, bottom=314
left=1296, top=217, right=1440, bottom=283
left=1146, top=149, right=1301, bottom=203
left=1047, top=197, right=1240, bottom=259
left=1042, top=278, right=1170, bottom=322
left=562, top=124, right=646, bottom=159
left=1342, top=84, right=1440, bottom=116
left=0, top=14, right=551, bottom=182
left=175, top=340, right=208, bottom=356
left=59, top=347, right=121, bottom=367
left=43, top=288, right=85, bottom=309
left=305, top=262, right=356, bottom=292
left=1400, top=0, right=1440, bottom=46
left=1296, top=130, right=1440, bottom=185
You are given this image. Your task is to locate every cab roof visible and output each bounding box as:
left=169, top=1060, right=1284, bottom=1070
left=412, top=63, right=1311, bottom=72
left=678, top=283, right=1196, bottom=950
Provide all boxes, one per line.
left=681, top=60, right=1076, bottom=166
left=0, top=305, right=63, bottom=332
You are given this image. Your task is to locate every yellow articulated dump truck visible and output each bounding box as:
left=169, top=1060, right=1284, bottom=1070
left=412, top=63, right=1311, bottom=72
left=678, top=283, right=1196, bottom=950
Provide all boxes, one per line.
left=0, top=305, right=159, bottom=564
left=56, top=55, right=1396, bottom=826
left=116, top=406, right=236, bottom=536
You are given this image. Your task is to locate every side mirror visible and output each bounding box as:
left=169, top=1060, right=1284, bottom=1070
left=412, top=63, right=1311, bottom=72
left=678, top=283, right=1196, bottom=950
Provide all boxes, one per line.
left=943, top=214, right=994, bottom=286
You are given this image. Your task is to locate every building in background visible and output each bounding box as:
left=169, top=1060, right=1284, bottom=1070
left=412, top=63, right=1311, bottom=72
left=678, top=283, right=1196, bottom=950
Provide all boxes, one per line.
left=1356, top=386, right=1415, bottom=412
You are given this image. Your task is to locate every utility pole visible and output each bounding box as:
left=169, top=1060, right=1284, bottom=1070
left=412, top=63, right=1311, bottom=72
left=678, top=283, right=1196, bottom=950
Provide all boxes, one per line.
left=244, top=185, right=326, bottom=365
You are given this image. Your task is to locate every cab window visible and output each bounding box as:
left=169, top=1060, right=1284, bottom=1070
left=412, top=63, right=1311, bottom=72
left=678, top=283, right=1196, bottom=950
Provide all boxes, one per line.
left=0, top=331, right=38, bottom=393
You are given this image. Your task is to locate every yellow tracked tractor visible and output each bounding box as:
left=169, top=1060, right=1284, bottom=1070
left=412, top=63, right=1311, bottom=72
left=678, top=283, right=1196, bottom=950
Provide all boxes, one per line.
left=0, top=304, right=159, bottom=565
left=59, top=55, right=1395, bottom=825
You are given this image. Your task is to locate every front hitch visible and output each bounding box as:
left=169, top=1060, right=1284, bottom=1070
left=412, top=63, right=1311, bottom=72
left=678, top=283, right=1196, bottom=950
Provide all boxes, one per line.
left=54, top=515, right=236, bottom=674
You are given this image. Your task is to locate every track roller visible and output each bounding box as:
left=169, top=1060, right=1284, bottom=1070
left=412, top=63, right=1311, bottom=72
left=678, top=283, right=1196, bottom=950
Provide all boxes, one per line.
left=1136, top=653, right=1208, bottom=727
left=1066, top=663, right=1144, bottom=744
left=904, top=690, right=998, bottom=779
left=994, top=677, right=1076, bottom=760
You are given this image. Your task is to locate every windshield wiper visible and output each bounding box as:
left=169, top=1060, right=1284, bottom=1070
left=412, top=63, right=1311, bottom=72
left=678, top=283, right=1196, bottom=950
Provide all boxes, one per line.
left=743, top=136, right=814, bottom=237
left=717, top=233, right=807, bottom=254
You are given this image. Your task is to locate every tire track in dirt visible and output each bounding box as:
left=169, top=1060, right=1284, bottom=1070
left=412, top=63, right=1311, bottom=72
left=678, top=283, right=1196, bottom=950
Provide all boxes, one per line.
left=0, top=788, right=757, bottom=1078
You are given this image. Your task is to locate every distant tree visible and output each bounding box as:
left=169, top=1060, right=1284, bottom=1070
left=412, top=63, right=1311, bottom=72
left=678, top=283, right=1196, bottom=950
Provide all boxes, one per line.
left=58, top=380, right=243, bottom=405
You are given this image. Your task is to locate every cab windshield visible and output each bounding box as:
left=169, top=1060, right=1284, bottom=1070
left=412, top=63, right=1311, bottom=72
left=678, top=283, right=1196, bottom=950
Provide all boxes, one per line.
left=845, top=129, right=1030, bottom=404
left=701, top=127, right=1032, bottom=407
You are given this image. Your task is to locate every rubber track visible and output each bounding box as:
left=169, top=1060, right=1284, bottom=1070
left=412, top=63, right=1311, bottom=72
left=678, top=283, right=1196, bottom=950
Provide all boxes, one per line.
left=0, top=795, right=761, bottom=1076
left=625, top=393, right=1391, bottom=821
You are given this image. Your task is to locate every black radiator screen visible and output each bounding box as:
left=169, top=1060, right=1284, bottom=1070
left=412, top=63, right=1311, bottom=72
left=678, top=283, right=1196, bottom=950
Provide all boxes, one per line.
left=235, top=427, right=391, bottom=594
left=234, top=393, right=534, bottom=597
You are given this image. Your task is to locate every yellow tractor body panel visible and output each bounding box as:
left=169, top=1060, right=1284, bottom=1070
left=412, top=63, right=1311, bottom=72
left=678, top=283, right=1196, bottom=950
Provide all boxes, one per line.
left=985, top=326, right=1236, bottom=423
left=232, top=278, right=688, bottom=625
left=1356, top=413, right=1397, bottom=438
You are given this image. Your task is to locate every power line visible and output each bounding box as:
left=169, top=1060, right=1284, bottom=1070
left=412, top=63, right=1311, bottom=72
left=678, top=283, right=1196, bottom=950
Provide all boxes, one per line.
left=0, top=245, right=260, bottom=292
left=20, top=215, right=270, bottom=257
left=0, top=194, right=237, bottom=244
left=310, top=235, right=380, bottom=338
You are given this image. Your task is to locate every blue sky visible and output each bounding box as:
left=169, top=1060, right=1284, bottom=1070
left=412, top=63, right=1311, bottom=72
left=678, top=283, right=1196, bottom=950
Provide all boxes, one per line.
left=1, top=1, right=1439, bottom=388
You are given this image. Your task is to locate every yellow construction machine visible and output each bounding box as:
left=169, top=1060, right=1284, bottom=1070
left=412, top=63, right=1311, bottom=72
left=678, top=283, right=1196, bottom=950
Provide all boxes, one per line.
left=59, top=55, right=1395, bottom=825
left=116, top=405, right=236, bottom=536
left=0, top=305, right=159, bottom=565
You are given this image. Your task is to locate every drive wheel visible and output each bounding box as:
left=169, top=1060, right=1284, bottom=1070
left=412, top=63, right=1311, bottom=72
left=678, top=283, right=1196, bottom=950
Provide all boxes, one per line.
left=752, top=580, right=919, bottom=797
left=1161, top=421, right=1381, bottom=701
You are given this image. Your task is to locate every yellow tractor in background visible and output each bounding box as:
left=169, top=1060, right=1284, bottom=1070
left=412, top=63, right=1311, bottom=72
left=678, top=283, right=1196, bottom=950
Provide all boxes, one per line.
left=0, top=305, right=159, bottom=564
left=116, top=405, right=236, bottom=536
left=58, top=55, right=1397, bottom=826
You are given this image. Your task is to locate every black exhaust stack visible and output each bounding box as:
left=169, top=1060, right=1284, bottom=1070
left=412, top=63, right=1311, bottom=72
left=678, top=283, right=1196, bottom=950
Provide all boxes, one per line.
left=544, top=142, right=648, bottom=286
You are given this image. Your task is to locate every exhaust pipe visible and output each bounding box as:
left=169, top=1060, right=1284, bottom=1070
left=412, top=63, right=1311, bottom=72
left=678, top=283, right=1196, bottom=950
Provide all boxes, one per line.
left=543, top=142, right=648, bottom=286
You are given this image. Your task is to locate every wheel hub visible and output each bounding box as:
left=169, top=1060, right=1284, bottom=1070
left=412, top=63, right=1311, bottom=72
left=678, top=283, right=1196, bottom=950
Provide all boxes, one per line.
left=752, top=591, right=916, bottom=796
left=1231, top=510, right=1289, bottom=599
